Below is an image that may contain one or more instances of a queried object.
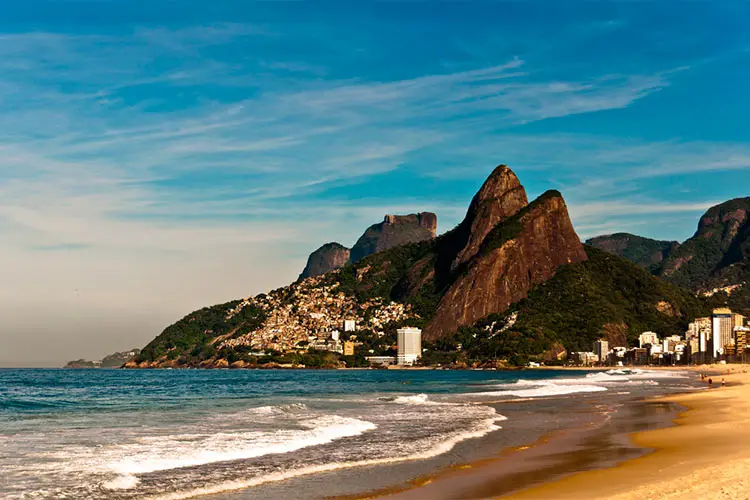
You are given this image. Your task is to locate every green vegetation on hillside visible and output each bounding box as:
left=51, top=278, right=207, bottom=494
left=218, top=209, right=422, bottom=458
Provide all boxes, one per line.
left=423, top=246, right=711, bottom=366
left=661, top=197, right=750, bottom=290
left=136, top=300, right=267, bottom=363
left=586, top=233, right=678, bottom=273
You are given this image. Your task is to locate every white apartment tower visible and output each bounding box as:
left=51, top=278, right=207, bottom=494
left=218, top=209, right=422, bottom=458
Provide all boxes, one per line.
left=639, top=331, right=659, bottom=348
left=397, top=327, right=422, bottom=365
left=593, top=339, right=609, bottom=363
left=712, top=308, right=733, bottom=357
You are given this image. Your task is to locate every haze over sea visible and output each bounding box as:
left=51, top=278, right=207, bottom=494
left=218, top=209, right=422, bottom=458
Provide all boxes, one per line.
left=1, top=368, right=698, bottom=499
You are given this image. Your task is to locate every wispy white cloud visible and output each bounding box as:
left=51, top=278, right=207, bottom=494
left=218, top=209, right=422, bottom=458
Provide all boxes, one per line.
left=0, top=21, right=741, bottom=365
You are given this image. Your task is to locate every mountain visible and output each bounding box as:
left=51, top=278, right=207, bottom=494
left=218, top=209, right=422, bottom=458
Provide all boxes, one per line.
left=423, top=174, right=587, bottom=340
left=433, top=246, right=709, bottom=366
left=350, top=213, right=437, bottom=263
left=131, top=164, right=709, bottom=368
left=299, top=243, right=350, bottom=279
left=298, top=212, right=438, bottom=279
left=586, top=233, right=679, bottom=273
left=101, top=349, right=141, bottom=368
left=64, top=348, right=140, bottom=368
left=659, top=197, right=750, bottom=293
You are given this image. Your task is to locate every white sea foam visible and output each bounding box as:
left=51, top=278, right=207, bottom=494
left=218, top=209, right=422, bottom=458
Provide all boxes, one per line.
left=143, top=412, right=506, bottom=500
left=107, top=415, right=376, bottom=481
left=472, top=381, right=607, bottom=398
left=392, top=393, right=432, bottom=405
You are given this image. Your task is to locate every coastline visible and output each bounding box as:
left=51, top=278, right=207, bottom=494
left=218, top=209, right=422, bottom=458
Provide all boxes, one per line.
left=506, top=364, right=750, bottom=500
left=356, top=365, right=745, bottom=500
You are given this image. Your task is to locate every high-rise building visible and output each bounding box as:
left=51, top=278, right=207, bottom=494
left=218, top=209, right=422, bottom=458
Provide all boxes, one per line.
left=639, top=331, right=659, bottom=348
left=732, top=313, right=746, bottom=330
left=343, top=319, right=357, bottom=332
left=593, top=339, right=609, bottom=363
left=712, top=308, right=734, bottom=357
left=397, top=327, right=422, bottom=365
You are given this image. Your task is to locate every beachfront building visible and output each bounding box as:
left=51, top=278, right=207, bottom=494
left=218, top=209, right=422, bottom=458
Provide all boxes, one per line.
left=366, top=356, right=396, bottom=366
left=397, top=327, right=422, bottom=365
left=593, top=339, right=609, bottom=364
left=570, top=351, right=598, bottom=366
left=713, top=308, right=734, bottom=357
left=343, top=319, right=356, bottom=332
left=639, top=331, right=659, bottom=348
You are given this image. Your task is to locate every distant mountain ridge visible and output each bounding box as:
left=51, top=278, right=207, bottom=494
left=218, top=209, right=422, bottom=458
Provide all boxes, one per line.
left=298, top=212, right=438, bottom=279
left=131, top=164, right=708, bottom=368
left=586, top=233, right=680, bottom=273
left=64, top=349, right=140, bottom=368
left=587, top=198, right=750, bottom=315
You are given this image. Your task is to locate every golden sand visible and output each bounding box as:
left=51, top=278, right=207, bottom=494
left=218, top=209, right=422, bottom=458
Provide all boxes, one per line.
left=508, top=365, right=750, bottom=500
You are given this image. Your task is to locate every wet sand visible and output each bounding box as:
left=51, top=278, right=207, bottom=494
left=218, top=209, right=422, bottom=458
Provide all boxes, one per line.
left=365, top=365, right=749, bottom=500
left=371, top=400, right=682, bottom=500
left=507, top=365, right=750, bottom=500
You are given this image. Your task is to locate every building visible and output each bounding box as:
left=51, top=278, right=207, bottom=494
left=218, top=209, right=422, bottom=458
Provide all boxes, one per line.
left=366, top=356, right=396, bottom=366
left=639, top=331, right=659, bottom=348
left=733, top=313, right=746, bottom=330
left=343, top=341, right=355, bottom=356
left=735, top=326, right=750, bottom=353
left=593, top=339, right=609, bottom=364
left=712, top=308, right=734, bottom=357
left=570, top=351, right=598, bottom=366
left=343, top=319, right=356, bottom=332
left=397, top=327, right=422, bottom=365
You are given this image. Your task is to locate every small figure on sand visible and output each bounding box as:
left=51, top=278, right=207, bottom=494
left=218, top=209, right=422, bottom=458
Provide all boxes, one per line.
left=708, top=378, right=713, bottom=386
left=721, top=378, right=726, bottom=387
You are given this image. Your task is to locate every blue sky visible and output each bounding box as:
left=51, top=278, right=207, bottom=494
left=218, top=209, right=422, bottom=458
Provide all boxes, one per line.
left=1, top=1, right=749, bottom=365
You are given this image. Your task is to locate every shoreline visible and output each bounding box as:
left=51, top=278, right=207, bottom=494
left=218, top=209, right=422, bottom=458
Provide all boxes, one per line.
left=357, top=400, right=684, bottom=500
left=354, top=364, right=744, bottom=500
left=505, top=364, right=750, bottom=500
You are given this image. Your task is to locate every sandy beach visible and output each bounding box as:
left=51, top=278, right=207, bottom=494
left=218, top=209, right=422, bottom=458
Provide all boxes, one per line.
left=508, top=365, right=750, bottom=500
left=363, top=365, right=750, bottom=500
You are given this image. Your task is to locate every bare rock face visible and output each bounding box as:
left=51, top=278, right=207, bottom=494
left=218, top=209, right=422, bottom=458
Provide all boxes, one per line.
left=424, top=190, right=587, bottom=341
left=299, top=242, right=351, bottom=279
left=350, top=212, right=437, bottom=263
left=451, top=165, right=529, bottom=270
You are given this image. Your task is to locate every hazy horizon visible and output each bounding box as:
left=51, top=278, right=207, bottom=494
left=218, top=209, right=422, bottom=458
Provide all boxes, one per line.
left=1, top=1, right=749, bottom=367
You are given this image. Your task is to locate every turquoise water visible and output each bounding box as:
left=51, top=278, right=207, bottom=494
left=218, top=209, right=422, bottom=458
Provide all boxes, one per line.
left=0, top=368, right=692, bottom=499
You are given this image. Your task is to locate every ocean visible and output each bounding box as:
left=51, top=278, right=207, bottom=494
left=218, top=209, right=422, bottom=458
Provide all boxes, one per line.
left=0, top=368, right=700, bottom=499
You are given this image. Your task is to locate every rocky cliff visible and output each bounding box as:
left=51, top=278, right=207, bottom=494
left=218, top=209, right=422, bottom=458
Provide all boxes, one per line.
left=586, top=233, right=679, bottom=272
left=134, top=163, right=703, bottom=368
left=299, top=242, right=351, bottom=279
left=659, top=197, right=750, bottom=291
left=299, top=213, right=438, bottom=278
left=424, top=190, right=587, bottom=341
left=450, top=165, right=528, bottom=270
left=350, top=212, right=437, bottom=263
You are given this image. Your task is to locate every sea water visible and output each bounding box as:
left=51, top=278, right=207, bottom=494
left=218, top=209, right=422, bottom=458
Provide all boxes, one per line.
left=0, top=368, right=696, bottom=499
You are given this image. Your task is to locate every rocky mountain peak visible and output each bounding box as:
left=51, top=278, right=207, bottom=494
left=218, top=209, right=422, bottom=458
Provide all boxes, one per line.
left=424, top=187, right=587, bottom=341
left=451, top=164, right=529, bottom=270
left=299, top=242, right=351, bottom=279
left=350, top=212, right=438, bottom=263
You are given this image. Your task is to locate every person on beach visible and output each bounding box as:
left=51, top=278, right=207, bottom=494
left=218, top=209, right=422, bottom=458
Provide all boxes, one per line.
left=708, top=378, right=713, bottom=386
left=722, top=378, right=726, bottom=387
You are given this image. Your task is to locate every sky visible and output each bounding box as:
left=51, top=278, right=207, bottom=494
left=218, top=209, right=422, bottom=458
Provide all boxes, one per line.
left=1, top=1, right=749, bottom=366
